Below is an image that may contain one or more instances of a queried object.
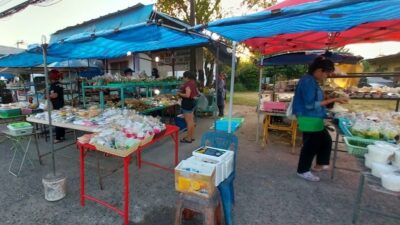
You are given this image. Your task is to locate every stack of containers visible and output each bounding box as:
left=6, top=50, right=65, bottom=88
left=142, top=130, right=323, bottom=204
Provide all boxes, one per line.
left=175, top=146, right=234, bottom=198
left=192, top=146, right=234, bottom=186
left=364, top=141, right=400, bottom=192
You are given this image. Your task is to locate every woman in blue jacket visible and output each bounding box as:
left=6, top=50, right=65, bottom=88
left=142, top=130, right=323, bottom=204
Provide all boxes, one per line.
left=293, top=57, right=348, bottom=182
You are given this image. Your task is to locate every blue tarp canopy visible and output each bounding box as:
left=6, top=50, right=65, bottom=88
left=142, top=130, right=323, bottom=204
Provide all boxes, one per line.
left=50, top=4, right=154, bottom=44
left=48, top=59, right=103, bottom=68
left=201, top=0, right=400, bottom=42
left=0, top=52, right=65, bottom=68
left=261, top=51, right=363, bottom=66
left=27, top=23, right=209, bottom=59
left=0, top=23, right=209, bottom=67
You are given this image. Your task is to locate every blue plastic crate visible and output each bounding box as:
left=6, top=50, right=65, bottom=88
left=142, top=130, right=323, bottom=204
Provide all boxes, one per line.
left=338, top=117, right=352, bottom=136
left=174, top=115, right=187, bottom=130
left=215, top=120, right=240, bottom=132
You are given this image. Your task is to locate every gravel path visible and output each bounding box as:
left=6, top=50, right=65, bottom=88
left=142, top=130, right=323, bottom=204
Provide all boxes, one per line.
left=0, top=105, right=399, bottom=225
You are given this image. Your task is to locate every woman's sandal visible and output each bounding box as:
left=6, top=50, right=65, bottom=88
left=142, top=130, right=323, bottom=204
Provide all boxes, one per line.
left=180, top=138, right=193, bottom=143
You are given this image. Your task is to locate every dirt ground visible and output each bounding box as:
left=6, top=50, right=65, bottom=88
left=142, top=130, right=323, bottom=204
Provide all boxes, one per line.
left=0, top=105, right=399, bottom=225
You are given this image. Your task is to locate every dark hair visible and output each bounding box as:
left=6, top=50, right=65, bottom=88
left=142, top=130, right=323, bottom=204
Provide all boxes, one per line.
left=308, top=56, right=335, bottom=74
left=124, top=68, right=133, bottom=75
left=183, top=71, right=195, bottom=80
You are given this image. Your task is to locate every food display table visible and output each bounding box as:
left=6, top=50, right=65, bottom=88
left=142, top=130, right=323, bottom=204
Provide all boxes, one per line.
left=26, top=117, right=93, bottom=162
left=261, top=112, right=298, bottom=153
left=77, top=124, right=179, bottom=225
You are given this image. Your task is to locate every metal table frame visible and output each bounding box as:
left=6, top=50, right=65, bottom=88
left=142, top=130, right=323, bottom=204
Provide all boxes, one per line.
left=352, top=160, right=400, bottom=224
left=77, top=125, right=179, bottom=225
left=2, top=130, right=37, bottom=177
left=330, top=121, right=359, bottom=179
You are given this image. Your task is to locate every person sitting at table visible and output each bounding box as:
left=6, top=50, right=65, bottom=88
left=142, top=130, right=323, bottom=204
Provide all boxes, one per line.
left=49, top=69, right=65, bottom=143
left=293, top=56, right=348, bottom=182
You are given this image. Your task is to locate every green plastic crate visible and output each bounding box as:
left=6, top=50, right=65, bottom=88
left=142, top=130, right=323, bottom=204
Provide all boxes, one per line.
left=0, top=108, right=21, bottom=118
left=344, top=136, right=376, bottom=157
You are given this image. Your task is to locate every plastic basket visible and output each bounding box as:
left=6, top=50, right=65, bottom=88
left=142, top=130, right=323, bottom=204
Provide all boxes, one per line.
left=219, top=117, right=245, bottom=124
left=338, top=117, right=353, bottom=136
left=344, top=136, right=376, bottom=157
left=94, top=142, right=140, bottom=157
left=0, top=108, right=21, bottom=118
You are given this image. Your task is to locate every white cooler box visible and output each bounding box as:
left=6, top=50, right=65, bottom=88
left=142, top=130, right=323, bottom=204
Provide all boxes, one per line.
left=7, top=122, right=33, bottom=135
left=193, top=146, right=234, bottom=182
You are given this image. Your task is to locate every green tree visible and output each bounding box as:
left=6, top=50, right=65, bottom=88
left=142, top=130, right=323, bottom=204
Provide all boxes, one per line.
left=156, top=0, right=223, bottom=86
left=241, top=0, right=277, bottom=11
left=156, top=0, right=222, bottom=24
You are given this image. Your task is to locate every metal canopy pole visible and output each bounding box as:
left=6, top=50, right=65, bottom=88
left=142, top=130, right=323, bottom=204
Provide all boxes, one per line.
left=172, top=51, right=176, bottom=78
left=228, top=41, right=237, bottom=133
left=256, top=57, right=264, bottom=143
left=41, top=41, right=56, bottom=176
left=214, top=45, right=220, bottom=127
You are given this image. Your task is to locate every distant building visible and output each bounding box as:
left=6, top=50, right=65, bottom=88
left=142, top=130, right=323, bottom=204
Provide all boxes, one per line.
left=0, top=45, right=23, bottom=57
left=50, top=3, right=203, bottom=78
left=367, top=53, right=400, bottom=72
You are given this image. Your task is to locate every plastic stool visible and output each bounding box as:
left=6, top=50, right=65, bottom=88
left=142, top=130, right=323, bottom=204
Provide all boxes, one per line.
left=175, top=191, right=225, bottom=225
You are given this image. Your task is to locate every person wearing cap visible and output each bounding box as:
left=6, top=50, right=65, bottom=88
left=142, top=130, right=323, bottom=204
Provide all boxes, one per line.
left=49, top=70, right=65, bottom=143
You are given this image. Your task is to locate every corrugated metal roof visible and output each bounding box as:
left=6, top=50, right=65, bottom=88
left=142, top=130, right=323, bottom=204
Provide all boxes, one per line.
left=0, top=45, right=23, bottom=56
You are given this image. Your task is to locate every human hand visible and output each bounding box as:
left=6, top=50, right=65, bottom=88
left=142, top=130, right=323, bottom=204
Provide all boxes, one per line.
left=335, top=97, right=349, bottom=104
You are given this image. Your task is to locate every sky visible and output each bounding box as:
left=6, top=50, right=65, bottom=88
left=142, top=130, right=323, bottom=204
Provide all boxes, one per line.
left=1, top=0, right=400, bottom=59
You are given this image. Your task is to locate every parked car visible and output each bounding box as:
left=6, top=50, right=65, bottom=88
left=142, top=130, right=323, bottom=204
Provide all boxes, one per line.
left=358, top=77, right=394, bottom=88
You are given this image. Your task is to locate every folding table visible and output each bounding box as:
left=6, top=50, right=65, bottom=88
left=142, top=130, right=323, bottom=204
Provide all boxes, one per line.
left=2, top=130, right=36, bottom=177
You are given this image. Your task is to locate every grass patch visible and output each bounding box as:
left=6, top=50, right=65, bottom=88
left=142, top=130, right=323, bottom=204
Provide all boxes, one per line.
left=226, top=92, right=398, bottom=112
left=344, top=99, right=397, bottom=112
left=227, top=92, right=259, bottom=107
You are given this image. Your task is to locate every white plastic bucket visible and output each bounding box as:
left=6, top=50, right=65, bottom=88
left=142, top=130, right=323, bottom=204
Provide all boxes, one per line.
left=42, top=173, right=67, bottom=201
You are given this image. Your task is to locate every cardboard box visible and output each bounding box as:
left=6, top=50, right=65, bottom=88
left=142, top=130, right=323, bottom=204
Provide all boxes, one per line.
left=175, top=159, right=216, bottom=198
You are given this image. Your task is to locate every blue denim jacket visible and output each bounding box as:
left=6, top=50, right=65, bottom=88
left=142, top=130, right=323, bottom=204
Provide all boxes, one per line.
left=292, top=74, right=326, bottom=118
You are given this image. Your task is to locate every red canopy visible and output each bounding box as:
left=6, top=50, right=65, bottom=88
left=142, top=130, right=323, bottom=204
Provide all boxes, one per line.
left=244, top=0, right=400, bottom=55
left=268, top=0, right=319, bottom=10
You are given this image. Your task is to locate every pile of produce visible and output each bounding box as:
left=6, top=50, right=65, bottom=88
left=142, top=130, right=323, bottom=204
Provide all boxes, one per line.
left=324, top=84, right=400, bottom=99
left=347, top=86, right=400, bottom=99
left=87, top=73, right=180, bottom=85
left=105, top=95, right=179, bottom=112
left=337, top=112, right=400, bottom=141
left=33, top=108, right=166, bottom=152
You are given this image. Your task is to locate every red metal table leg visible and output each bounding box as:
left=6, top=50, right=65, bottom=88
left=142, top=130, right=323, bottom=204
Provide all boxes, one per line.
left=80, top=146, right=85, bottom=206
left=137, top=148, right=142, bottom=170
left=174, top=132, right=179, bottom=166
left=123, top=155, right=131, bottom=225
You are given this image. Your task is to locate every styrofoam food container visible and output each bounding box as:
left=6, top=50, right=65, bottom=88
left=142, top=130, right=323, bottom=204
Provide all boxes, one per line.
left=374, top=141, right=400, bottom=151
left=393, top=150, right=400, bottom=168
left=381, top=170, right=400, bottom=192
left=364, top=154, right=372, bottom=168
left=367, top=145, right=395, bottom=164
left=371, top=162, right=397, bottom=178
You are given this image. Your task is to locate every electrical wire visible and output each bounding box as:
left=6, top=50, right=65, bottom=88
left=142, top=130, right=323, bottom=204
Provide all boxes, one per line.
left=34, top=0, right=62, bottom=7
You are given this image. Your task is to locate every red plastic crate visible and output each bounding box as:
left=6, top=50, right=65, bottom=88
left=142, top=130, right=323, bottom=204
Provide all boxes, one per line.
left=262, top=101, right=287, bottom=112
